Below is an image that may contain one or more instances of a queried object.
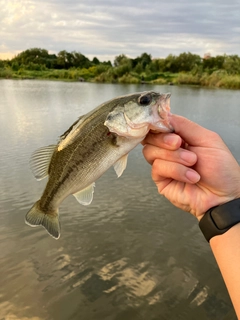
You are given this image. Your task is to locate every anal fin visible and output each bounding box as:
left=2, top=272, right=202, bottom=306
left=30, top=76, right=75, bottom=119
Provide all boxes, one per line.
left=73, top=183, right=95, bottom=205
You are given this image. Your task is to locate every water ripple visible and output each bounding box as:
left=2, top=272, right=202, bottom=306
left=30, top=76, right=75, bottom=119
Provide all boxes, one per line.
left=0, top=80, right=238, bottom=319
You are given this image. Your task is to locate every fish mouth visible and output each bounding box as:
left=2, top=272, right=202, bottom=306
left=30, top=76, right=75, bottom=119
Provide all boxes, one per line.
left=157, top=93, right=171, bottom=119
left=151, top=93, right=173, bottom=133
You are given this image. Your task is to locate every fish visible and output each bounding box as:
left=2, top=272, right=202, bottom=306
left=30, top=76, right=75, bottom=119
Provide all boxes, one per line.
left=25, top=91, right=173, bottom=239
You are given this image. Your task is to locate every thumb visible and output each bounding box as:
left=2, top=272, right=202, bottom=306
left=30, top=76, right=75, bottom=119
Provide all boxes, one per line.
left=170, top=115, right=219, bottom=147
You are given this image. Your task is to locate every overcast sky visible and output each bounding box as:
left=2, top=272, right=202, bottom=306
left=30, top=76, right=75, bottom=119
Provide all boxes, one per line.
left=1, top=0, right=240, bottom=61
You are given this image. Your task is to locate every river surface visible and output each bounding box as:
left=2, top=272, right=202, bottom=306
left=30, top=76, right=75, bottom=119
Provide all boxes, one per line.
left=0, top=80, right=240, bottom=320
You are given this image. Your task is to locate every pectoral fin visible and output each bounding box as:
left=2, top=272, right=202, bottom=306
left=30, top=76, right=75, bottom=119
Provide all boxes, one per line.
left=113, top=154, right=128, bottom=177
left=73, top=183, right=95, bottom=205
left=30, top=145, right=56, bottom=180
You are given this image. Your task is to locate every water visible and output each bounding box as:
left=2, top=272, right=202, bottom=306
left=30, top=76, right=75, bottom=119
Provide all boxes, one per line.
left=0, top=80, right=240, bottom=320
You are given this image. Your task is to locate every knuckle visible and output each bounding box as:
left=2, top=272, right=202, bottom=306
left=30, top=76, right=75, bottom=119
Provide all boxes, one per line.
left=169, top=165, right=177, bottom=176
left=152, top=159, right=160, bottom=172
left=142, top=144, right=151, bottom=155
left=142, top=145, right=153, bottom=162
left=209, top=131, right=221, bottom=141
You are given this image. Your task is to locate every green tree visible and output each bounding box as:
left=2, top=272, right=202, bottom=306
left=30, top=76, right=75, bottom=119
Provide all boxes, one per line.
left=139, top=53, right=152, bottom=69
left=26, top=62, right=44, bottom=71
left=223, top=55, right=240, bottom=74
left=57, top=50, right=91, bottom=69
left=12, top=48, right=50, bottom=66
left=163, top=54, right=178, bottom=72
left=154, top=58, right=166, bottom=72
left=0, top=60, right=5, bottom=68
left=114, top=54, right=129, bottom=67
left=45, top=54, right=58, bottom=69
left=103, top=60, right=112, bottom=66
left=134, top=62, right=143, bottom=74
left=57, top=50, right=69, bottom=68
left=147, top=59, right=161, bottom=72
left=175, top=52, right=202, bottom=72
left=92, top=57, right=100, bottom=65
left=72, top=51, right=91, bottom=68
left=203, top=55, right=225, bottom=72
left=12, top=61, right=20, bottom=71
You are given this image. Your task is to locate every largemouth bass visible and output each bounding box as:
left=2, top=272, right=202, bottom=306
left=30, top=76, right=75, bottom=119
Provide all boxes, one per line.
left=26, top=91, right=173, bottom=239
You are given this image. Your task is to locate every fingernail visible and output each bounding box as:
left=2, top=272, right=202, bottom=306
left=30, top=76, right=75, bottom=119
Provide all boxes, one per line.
left=163, top=134, right=179, bottom=146
left=185, top=170, right=200, bottom=183
left=180, top=150, right=197, bottom=163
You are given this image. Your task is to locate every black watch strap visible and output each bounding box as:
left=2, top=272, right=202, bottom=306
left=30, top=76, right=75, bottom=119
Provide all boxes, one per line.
left=199, top=198, right=240, bottom=242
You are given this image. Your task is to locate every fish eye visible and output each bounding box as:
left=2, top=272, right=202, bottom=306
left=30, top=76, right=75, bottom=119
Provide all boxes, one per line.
left=139, top=94, right=152, bottom=106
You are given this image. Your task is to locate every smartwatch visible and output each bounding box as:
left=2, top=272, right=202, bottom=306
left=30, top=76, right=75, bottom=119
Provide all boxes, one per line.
left=199, top=198, right=240, bottom=242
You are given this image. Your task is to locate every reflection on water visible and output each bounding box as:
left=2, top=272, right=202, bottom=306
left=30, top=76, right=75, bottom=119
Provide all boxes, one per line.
left=0, top=80, right=240, bottom=319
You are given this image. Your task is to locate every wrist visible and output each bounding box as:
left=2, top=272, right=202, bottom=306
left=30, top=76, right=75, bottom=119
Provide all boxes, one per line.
left=209, top=222, right=240, bottom=318
left=199, top=198, right=240, bottom=242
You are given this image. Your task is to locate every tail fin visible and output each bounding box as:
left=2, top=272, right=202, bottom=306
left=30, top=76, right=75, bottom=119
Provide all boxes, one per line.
left=25, top=200, right=60, bottom=239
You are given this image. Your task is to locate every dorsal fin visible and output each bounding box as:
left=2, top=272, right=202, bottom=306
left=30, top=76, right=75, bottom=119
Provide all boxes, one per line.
left=59, top=116, right=83, bottom=141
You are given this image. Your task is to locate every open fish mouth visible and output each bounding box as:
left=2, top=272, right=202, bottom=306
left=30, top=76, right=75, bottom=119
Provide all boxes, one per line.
left=122, top=92, right=173, bottom=134
left=157, top=93, right=171, bottom=119
left=148, top=92, right=173, bottom=133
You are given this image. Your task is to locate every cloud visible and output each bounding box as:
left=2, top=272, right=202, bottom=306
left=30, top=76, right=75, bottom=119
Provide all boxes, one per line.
left=0, top=0, right=239, bottom=61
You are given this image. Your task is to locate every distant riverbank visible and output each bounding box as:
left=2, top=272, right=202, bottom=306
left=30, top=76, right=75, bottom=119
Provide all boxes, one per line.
left=1, top=67, right=240, bottom=89
left=2, top=48, right=240, bottom=89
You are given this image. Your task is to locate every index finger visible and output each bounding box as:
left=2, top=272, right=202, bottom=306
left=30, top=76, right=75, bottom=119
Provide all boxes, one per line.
left=142, top=132, right=182, bottom=151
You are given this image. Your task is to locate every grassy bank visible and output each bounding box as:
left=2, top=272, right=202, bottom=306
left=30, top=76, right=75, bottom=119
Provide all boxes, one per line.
left=177, top=71, right=240, bottom=89
left=1, top=67, right=240, bottom=89
left=0, top=66, right=103, bottom=81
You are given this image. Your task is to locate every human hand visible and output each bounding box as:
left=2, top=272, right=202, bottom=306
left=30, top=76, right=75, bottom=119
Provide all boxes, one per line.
left=142, top=115, right=240, bottom=220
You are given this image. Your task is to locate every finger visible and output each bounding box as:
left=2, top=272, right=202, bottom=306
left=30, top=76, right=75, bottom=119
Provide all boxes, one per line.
left=143, top=144, right=197, bottom=166
left=170, top=115, right=221, bottom=147
left=142, top=132, right=182, bottom=150
left=151, top=159, right=201, bottom=184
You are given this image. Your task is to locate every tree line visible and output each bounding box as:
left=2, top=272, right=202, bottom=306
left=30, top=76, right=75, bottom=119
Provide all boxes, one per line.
left=1, top=48, right=240, bottom=89
left=0, top=48, right=111, bottom=71
left=1, top=48, right=240, bottom=75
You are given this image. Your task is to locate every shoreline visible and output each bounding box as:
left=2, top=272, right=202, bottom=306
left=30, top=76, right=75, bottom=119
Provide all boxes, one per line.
left=0, top=69, right=240, bottom=90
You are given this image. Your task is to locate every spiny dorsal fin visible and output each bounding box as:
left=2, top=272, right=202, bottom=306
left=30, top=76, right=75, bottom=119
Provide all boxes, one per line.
left=30, top=145, right=56, bottom=180
left=59, top=116, right=84, bottom=141
left=73, top=183, right=95, bottom=205
left=58, top=115, right=86, bottom=151
left=113, top=154, right=128, bottom=177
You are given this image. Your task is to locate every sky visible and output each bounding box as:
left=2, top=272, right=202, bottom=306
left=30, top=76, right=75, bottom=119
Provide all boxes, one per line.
left=1, top=0, right=240, bottom=62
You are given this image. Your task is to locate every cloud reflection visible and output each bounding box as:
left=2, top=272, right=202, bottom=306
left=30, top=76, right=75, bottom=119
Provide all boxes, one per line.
left=98, top=258, right=156, bottom=302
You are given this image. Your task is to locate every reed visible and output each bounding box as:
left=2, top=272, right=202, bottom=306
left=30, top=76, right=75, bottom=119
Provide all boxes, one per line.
left=217, top=75, right=240, bottom=89
left=175, top=71, right=240, bottom=89
left=1, top=67, right=240, bottom=89
left=177, top=73, right=201, bottom=85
